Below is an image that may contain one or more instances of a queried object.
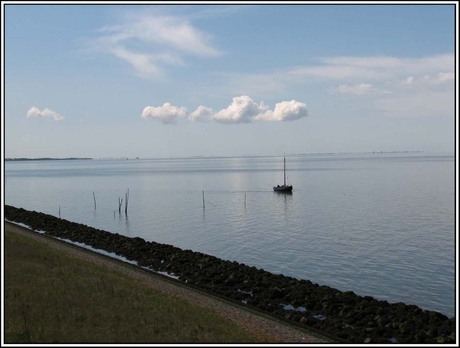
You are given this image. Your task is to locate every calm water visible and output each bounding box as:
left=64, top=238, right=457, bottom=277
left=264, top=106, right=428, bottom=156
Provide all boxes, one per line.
left=4, top=153, right=456, bottom=317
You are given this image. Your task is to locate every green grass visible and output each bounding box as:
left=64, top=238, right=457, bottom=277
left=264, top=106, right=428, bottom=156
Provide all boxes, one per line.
left=4, top=231, right=264, bottom=343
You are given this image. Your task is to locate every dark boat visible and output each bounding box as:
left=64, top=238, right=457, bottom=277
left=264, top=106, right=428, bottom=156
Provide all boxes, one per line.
left=273, top=156, right=293, bottom=193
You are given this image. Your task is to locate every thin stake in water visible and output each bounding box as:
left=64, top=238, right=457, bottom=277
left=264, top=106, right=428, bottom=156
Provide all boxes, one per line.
left=118, top=197, right=123, bottom=214
left=125, top=189, right=129, bottom=214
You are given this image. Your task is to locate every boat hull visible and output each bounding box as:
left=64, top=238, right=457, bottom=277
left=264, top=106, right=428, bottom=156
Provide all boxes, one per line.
left=273, top=185, right=293, bottom=193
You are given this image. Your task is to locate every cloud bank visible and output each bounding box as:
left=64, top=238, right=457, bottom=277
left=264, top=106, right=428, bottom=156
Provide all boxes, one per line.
left=27, top=107, right=64, bottom=121
left=141, top=96, right=307, bottom=124
left=221, top=54, right=453, bottom=98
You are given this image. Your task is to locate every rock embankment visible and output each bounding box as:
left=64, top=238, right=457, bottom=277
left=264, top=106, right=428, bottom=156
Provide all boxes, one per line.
left=4, top=205, right=456, bottom=344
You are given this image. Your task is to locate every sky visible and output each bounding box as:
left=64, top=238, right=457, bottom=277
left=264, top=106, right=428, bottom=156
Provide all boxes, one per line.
left=2, top=1, right=457, bottom=158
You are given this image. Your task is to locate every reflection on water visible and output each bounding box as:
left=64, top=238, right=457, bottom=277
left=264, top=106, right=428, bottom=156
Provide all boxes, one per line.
left=274, top=190, right=293, bottom=220
left=4, top=153, right=455, bottom=317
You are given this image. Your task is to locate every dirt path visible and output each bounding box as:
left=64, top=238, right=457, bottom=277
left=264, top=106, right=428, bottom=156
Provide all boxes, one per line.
left=4, top=221, right=331, bottom=343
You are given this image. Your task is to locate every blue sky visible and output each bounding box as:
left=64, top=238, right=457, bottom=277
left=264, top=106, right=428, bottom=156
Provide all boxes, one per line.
left=3, top=2, right=456, bottom=158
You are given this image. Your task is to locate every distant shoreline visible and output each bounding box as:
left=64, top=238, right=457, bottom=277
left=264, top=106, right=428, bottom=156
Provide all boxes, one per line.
left=6, top=151, right=454, bottom=163
left=5, top=157, right=93, bottom=161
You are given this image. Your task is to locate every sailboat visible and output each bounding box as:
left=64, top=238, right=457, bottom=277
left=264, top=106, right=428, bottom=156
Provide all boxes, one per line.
left=273, top=156, right=293, bottom=193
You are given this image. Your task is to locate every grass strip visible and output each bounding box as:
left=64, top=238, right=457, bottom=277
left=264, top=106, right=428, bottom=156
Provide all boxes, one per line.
left=4, top=230, right=263, bottom=343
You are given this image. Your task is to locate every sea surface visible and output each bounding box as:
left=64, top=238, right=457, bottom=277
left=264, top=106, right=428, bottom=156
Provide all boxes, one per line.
left=4, top=153, right=456, bottom=317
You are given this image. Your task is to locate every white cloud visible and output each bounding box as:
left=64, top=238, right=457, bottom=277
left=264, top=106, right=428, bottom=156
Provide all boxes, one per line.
left=141, top=96, right=308, bottom=124
left=214, top=54, right=453, bottom=120
left=141, top=103, right=188, bottom=124
left=219, top=54, right=453, bottom=97
left=213, top=96, right=269, bottom=123
left=306, top=55, right=453, bottom=81
left=189, top=105, right=214, bottom=121
left=255, top=100, right=308, bottom=121
left=334, top=83, right=373, bottom=95
left=319, top=56, right=403, bottom=69
left=93, top=13, right=221, bottom=77
left=110, top=46, right=163, bottom=77
left=26, top=107, right=64, bottom=121
left=129, top=15, right=220, bottom=57
left=403, top=76, right=416, bottom=85
left=400, top=72, right=454, bottom=87
left=436, top=72, right=454, bottom=83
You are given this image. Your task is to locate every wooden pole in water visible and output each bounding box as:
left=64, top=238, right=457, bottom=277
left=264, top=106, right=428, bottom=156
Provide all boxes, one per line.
left=59, top=206, right=61, bottom=218
left=124, top=189, right=129, bottom=214
left=93, top=192, right=97, bottom=210
left=244, top=192, right=247, bottom=208
left=118, top=197, right=123, bottom=214
left=202, top=191, right=205, bottom=210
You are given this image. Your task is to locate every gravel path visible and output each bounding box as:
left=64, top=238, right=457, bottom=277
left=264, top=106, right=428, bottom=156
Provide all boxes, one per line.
left=5, top=221, right=331, bottom=344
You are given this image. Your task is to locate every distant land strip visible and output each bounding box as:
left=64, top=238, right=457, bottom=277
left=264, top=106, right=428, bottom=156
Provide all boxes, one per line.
left=4, top=151, right=427, bottom=162
left=5, top=157, right=93, bottom=161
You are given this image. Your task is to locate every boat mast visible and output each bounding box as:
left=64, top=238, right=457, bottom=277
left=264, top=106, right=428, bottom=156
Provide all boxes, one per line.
left=283, top=156, right=286, bottom=186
